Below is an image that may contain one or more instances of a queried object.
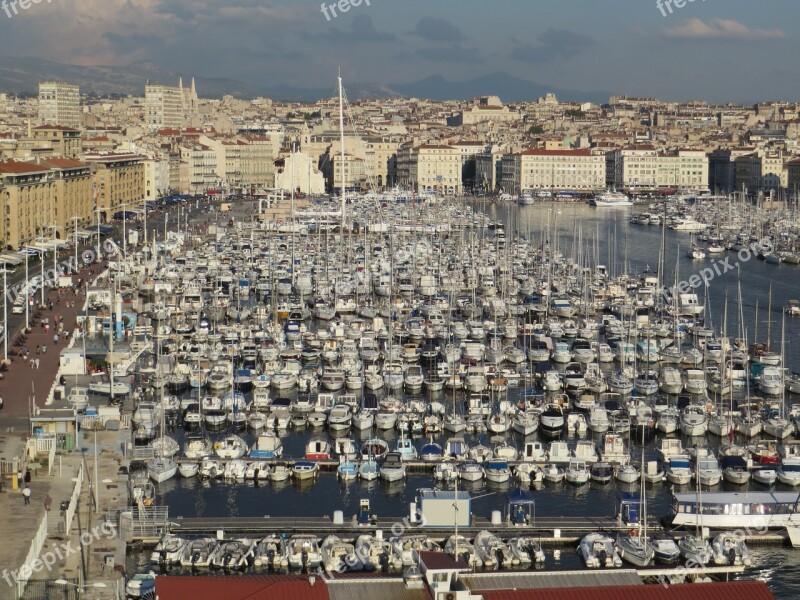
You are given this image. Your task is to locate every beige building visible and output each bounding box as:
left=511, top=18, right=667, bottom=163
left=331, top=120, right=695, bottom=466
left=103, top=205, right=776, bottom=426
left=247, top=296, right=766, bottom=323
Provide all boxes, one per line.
left=453, top=97, right=519, bottom=126
left=41, top=158, right=94, bottom=233
left=143, top=156, right=171, bottom=201
left=364, top=137, right=399, bottom=188
left=83, top=152, right=145, bottom=220
left=501, top=148, right=606, bottom=194
left=607, top=146, right=709, bottom=190
left=179, top=143, right=217, bottom=194
left=397, top=144, right=462, bottom=195
left=0, top=161, right=55, bottom=249
left=475, top=145, right=504, bottom=192
left=38, top=81, right=82, bottom=129
left=29, top=125, right=83, bottom=158
left=735, top=150, right=787, bottom=191
left=332, top=153, right=367, bottom=191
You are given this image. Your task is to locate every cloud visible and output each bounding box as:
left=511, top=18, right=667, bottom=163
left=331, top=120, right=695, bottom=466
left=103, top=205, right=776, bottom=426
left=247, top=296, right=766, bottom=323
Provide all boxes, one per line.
left=396, top=44, right=483, bottom=64
left=410, top=17, right=464, bottom=43
left=662, top=18, right=786, bottom=41
left=318, top=15, right=397, bottom=43
left=510, top=29, right=596, bottom=63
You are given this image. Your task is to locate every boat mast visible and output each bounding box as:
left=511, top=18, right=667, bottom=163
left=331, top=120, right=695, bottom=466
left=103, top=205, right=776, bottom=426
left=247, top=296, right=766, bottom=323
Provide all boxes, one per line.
left=338, top=72, right=347, bottom=235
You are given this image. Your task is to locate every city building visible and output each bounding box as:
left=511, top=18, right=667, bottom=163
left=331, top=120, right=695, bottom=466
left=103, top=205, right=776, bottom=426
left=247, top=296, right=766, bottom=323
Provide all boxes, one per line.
left=83, top=152, right=145, bottom=220
left=38, top=81, right=82, bottom=129
left=30, top=125, right=83, bottom=159
left=500, top=148, right=606, bottom=194
left=607, top=146, right=709, bottom=191
left=145, top=79, right=198, bottom=131
left=0, top=160, right=55, bottom=249
left=734, top=149, right=788, bottom=192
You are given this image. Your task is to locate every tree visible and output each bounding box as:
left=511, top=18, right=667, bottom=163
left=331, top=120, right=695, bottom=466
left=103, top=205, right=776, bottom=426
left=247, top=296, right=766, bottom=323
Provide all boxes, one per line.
left=528, top=125, right=545, bottom=135
left=564, top=109, right=583, bottom=118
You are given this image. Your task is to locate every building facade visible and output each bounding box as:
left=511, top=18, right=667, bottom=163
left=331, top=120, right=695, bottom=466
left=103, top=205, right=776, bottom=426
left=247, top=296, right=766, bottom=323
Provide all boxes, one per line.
left=501, top=148, right=606, bottom=194
left=83, top=153, right=145, bottom=220
left=38, top=82, right=82, bottom=129
left=145, top=84, right=185, bottom=131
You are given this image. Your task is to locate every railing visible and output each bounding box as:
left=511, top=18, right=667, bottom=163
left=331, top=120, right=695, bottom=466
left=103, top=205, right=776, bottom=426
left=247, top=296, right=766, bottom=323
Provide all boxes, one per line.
left=15, top=511, right=49, bottom=598
left=30, top=435, right=58, bottom=476
left=63, top=462, right=83, bottom=536
left=120, top=505, right=170, bottom=540
left=119, top=413, right=132, bottom=429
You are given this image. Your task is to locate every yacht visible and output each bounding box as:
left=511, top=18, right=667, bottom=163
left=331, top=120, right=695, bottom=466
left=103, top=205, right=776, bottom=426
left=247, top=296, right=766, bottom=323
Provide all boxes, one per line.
left=591, top=191, right=633, bottom=207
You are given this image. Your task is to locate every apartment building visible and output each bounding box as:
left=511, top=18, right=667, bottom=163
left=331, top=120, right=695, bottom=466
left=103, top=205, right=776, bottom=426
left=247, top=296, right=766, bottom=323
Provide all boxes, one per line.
left=178, top=143, right=217, bottom=194
left=38, top=81, right=82, bottom=129
left=734, top=149, right=788, bottom=191
left=145, top=84, right=185, bottom=131
left=396, top=144, right=462, bottom=195
left=30, top=125, right=83, bottom=159
left=0, top=160, right=56, bottom=249
left=83, top=152, right=145, bottom=220
left=607, top=146, right=708, bottom=190
left=332, top=153, right=367, bottom=191
left=40, top=158, right=94, bottom=234
left=500, top=148, right=605, bottom=194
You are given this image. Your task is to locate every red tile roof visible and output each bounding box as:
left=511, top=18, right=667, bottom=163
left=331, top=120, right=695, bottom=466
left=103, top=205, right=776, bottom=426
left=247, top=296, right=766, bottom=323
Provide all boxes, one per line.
left=155, top=575, right=330, bottom=600
left=40, top=158, right=88, bottom=169
left=0, top=160, right=49, bottom=174
left=476, top=581, right=774, bottom=600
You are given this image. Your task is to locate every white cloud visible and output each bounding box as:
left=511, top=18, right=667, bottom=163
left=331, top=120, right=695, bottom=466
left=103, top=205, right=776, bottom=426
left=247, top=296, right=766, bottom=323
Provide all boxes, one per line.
left=662, top=18, right=786, bottom=41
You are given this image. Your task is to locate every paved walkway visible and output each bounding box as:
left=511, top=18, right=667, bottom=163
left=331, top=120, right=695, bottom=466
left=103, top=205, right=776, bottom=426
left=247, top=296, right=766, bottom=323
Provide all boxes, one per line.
left=0, top=263, right=105, bottom=420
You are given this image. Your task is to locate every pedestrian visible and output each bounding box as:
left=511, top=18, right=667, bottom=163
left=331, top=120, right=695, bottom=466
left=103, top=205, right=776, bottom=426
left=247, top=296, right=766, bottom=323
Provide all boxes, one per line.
left=53, top=333, right=58, bottom=345
left=43, top=345, right=47, bottom=354
left=17, top=469, right=22, bottom=484
left=22, top=484, right=30, bottom=505
left=36, top=345, right=40, bottom=355
left=24, top=469, right=31, bottom=485
left=30, top=359, right=34, bottom=369
left=35, top=358, right=40, bottom=369
left=0, top=397, right=4, bottom=411
left=45, top=324, right=49, bottom=334
left=44, top=494, right=52, bottom=512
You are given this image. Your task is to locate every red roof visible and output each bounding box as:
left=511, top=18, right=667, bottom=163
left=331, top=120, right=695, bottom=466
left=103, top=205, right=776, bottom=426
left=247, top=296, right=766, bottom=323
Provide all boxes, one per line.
left=40, top=158, right=88, bottom=169
left=0, top=160, right=49, bottom=174
left=155, top=575, right=330, bottom=600
left=477, top=581, right=774, bottom=600
left=418, top=551, right=469, bottom=570
left=33, top=124, right=80, bottom=132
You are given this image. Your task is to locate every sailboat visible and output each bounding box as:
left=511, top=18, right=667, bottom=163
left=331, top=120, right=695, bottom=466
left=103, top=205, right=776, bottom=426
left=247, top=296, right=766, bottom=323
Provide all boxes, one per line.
left=147, top=386, right=178, bottom=483
left=615, top=431, right=654, bottom=566
left=676, top=460, right=712, bottom=565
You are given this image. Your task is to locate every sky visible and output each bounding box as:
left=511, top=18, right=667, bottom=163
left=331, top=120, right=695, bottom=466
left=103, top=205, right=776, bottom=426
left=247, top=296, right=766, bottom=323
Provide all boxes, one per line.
left=0, top=0, right=796, bottom=103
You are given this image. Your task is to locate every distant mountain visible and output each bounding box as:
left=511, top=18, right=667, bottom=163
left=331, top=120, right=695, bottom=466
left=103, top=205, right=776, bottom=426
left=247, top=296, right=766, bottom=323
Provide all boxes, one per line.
left=0, top=57, right=609, bottom=104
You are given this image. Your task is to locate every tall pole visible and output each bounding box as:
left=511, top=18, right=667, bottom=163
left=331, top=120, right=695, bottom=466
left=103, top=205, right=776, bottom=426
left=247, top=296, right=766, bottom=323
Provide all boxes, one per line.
left=93, top=428, right=99, bottom=513
left=40, top=231, right=45, bottom=305
left=73, top=216, right=79, bottom=274
left=24, top=250, right=29, bottom=330
left=3, top=267, right=7, bottom=362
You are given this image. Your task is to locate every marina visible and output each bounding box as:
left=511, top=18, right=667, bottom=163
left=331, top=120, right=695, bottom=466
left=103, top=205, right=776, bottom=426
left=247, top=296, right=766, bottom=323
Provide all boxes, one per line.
left=39, top=189, right=799, bottom=593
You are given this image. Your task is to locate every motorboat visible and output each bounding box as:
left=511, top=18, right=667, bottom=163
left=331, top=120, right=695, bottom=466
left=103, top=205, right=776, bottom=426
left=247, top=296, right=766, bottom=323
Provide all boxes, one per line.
left=354, top=534, right=403, bottom=570
left=565, top=459, right=590, bottom=485
left=249, top=432, right=283, bottom=459
left=321, top=535, right=360, bottom=572
left=270, top=462, right=291, bottom=482
left=712, top=532, right=751, bottom=566
left=180, top=537, right=218, bottom=568
left=292, top=460, right=319, bottom=480
left=286, top=535, right=322, bottom=569
left=380, top=452, right=407, bottom=482
left=507, top=537, right=545, bottom=565
left=253, top=535, right=288, bottom=569
left=484, top=460, right=512, bottom=484
left=474, top=530, right=513, bottom=569
left=444, top=535, right=481, bottom=568
left=210, top=538, right=255, bottom=570
left=578, top=533, right=623, bottom=568
left=215, top=434, right=247, bottom=459
left=150, top=534, right=186, bottom=565
left=391, top=534, right=440, bottom=567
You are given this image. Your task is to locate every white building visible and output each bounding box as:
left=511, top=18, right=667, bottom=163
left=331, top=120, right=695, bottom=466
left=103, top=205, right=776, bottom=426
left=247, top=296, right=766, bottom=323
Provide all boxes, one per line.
left=607, top=146, right=709, bottom=191
left=274, top=152, right=325, bottom=195
left=501, top=148, right=606, bottom=194
left=38, top=81, right=81, bottom=129
left=145, top=79, right=198, bottom=131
